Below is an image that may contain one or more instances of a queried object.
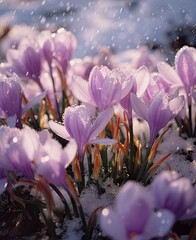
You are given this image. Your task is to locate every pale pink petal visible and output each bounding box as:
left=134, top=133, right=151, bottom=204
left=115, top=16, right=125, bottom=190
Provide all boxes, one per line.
left=49, top=120, right=71, bottom=140
left=175, top=46, right=195, bottom=94
left=157, top=62, right=181, bottom=85
left=64, top=140, right=77, bottom=168
left=89, top=108, right=114, bottom=140
left=134, top=66, right=150, bottom=97
left=169, top=96, right=185, bottom=115
left=131, top=93, right=148, bottom=121
left=71, top=76, right=92, bottom=103
left=22, top=91, right=47, bottom=114
left=120, top=76, right=134, bottom=99
left=101, top=78, right=121, bottom=109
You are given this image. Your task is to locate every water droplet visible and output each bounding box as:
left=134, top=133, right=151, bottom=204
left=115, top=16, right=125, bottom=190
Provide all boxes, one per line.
left=102, top=208, right=110, bottom=216
left=41, top=156, right=50, bottom=163
left=12, top=137, right=18, bottom=143
left=157, top=212, right=162, bottom=218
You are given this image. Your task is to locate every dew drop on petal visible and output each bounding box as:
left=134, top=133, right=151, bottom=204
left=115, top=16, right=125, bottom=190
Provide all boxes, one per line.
left=102, top=208, right=110, bottom=216
left=157, top=212, right=162, bottom=218
left=12, top=137, right=18, bottom=143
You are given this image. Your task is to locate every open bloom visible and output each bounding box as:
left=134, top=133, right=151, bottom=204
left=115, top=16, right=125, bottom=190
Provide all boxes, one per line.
left=120, top=66, right=149, bottom=120
left=157, top=46, right=196, bottom=105
left=6, top=37, right=43, bottom=90
left=0, top=74, right=46, bottom=128
left=35, top=139, right=77, bottom=187
left=39, top=28, right=77, bottom=74
left=100, top=181, right=174, bottom=240
left=0, top=126, right=41, bottom=179
left=71, top=66, right=133, bottom=111
left=131, top=91, right=184, bottom=145
left=151, top=170, right=196, bottom=220
left=49, top=105, right=116, bottom=159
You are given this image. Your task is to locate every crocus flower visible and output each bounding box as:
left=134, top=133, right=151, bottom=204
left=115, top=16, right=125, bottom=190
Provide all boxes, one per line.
left=151, top=171, right=196, bottom=220
left=6, top=37, right=43, bottom=90
left=35, top=139, right=77, bottom=187
left=0, top=75, right=22, bottom=128
left=0, top=126, right=41, bottom=179
left=142, top=73, right=172, bottom=105
left=100, top=181, right=175, bottom=240
left=49, top=105, right=116, bottom=159
left=71, top=66, right=133, bottom=111
left=38, top=28, right=77, bottom=74
left=175, top=46, right=196, bottom=105
left=131, top=91, right=184, bottom=145
left=157, top=46, right=196, bottom=105
left=120, top=66, right=149, bottom=120
left=0, top=24, right=39, bottom=57
left=0, top=74, right=47, bottom=128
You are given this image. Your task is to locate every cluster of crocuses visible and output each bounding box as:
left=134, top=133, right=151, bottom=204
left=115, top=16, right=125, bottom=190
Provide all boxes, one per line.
left=0, top=26, right=195, bottom=239
left=100, top=170, right=196, bottom=240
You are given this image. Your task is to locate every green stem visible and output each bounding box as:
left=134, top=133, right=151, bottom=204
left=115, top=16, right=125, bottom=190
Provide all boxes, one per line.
left=188, top=104, right=193, bottom=137
left=79, top=160, right=85, bottom=191
left=50, top=184, right=72, bottom=219
left=68, top=194, right=79, bottom=218
left=101, top=146, right=108, bottom=175
left=78, top=204, right=88, bottom=233
left=39, top=207, right=57, bottom=240
left=87, top=153, right=93, bottom=179
left=48, top=64, right=61, bottom=120
left=128, top=120, right=135, bottom=179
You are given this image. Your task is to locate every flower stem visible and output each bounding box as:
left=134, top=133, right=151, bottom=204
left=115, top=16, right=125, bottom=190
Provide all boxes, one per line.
left=128, top=120, right=135, bottom=179
left=50, top=184, right=72, bottom=219
left=79, top=160, right=85, bottom=191
left=78, top=204, right=88, bottom=233
left=188, top=104, right=193, bottom=137
left=39, top=206, right=57, bottom=240
left=87, top=153, right=93, bottom=179
left=101, top=146, right=108, bottom=175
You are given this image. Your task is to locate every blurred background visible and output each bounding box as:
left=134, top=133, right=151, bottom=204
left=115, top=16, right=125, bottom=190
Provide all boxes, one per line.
left=0, top=0, right=196, bottom=60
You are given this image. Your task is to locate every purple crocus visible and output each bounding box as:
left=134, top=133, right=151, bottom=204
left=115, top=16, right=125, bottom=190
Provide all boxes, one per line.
left=0, top=126, right=41, bottom=179
left=158, top=46, right=196, bottom=105
left=0, top=75, right=22, bottom=128
left=6, top=37, right=43, bottom=90
left=100, top=181, right=175, bottom=240
left=71, top=66, right=133, bottom=111
left=49, top=105, right=116, bottom=159
left=175, top=46, right=196, bottom=105
left=151, top=171, right=196, bottom=220
left=0, top=74, right=47, bottom=128
left=39, top=28, right=77, bottom=74
left=0, top=126, right=21, bottom=170
left=131, top=91, right=184, bottom=145
left=35, top=139, right=77, bottom=187
left=143, top=73, right=172, bottom=105
left=120, top=66, right=149, bottom=120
